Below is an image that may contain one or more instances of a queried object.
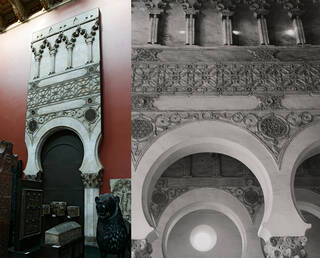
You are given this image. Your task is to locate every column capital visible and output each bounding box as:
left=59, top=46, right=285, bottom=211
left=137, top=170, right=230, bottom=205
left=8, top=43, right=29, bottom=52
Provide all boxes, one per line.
left=214, top=0, right=240, bottom=13
left=81, top=171, right=102, bottom=188
left=220, top=9, right=234, bottom=17
left=278, top=0, right=305, bottom=18
left=144, top=0, right=167, bottom=14
left=66, top=42, right=75, bottom=49
left=179, top=0, right=202, bottom=15
left=263, top=236, right=307, bottom=258
left=131, top=239, right=152, bottom=258
left=49, top=48, right=57, bottom=56
left=245, top=0, right=271, bottom=17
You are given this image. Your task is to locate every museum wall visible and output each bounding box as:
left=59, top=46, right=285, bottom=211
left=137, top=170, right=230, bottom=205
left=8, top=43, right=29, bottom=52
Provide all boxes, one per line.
left=0, top=0, right=131, bottom=192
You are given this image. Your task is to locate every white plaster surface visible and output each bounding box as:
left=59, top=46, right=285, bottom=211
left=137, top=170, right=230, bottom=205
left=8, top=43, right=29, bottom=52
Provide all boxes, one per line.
left=84, top=188, right=99, bottom=243
left=154, top=95, right=259, bottom=110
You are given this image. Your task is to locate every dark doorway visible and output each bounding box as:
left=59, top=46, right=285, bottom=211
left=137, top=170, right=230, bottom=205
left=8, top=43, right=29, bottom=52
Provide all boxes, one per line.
left=41, top=130, right=84, bottom=231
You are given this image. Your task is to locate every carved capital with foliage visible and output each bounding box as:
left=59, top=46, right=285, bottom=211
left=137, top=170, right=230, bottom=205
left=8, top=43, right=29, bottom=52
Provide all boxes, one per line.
left=132, top=239, right=153, bottom=258
left=263, top=236, right=308, bottom=258
left=81, top=171, right=102, bottom=188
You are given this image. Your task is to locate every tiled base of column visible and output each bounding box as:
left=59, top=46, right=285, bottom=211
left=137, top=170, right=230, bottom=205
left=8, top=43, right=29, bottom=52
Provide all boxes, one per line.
left=132, top=239, right=152, bottom=258
left=263, top=236, right=307, bottom=258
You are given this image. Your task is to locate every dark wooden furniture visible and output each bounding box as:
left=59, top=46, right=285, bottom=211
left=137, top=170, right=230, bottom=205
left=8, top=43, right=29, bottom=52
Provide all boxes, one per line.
left=14, top=180, right=43, bottom=252
left=0, top=141, right=18, bottom=258
left=40, top=236, right=84, bottom=258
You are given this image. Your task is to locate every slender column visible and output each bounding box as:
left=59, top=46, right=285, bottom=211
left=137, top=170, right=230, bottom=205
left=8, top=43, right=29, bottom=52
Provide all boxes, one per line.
left=256, top=14, right=269, bottom=45
left=263, top=236, right=307, bottom=258
left=184, top=8, right=198, bottom=45
left=145, top=0, right=166, bottom=45
left=81, top=172, right=102, bottom=245
left=220, top=9, right=234, bottom=45
left=33, top=54, right=42, bottom=79
left=148, top=8, right=163, bottom=44
left=66, top=42, right=74, bottom=69
left=49, top=48, right=57, bottom=75
left=282, top=1, right=306, bottom=45
left=292, top=15, right=306, bottom=44
left=85, top=37, right=94, bottom=64
left=245, top=0, right=270, bottom=45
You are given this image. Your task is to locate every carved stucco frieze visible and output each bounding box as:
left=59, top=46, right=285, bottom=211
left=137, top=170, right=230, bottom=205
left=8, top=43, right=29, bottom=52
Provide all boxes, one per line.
left=247, top=48, right=279, bottom=61
left=150, top=177, right=263, bottom=222
left=132, top=48, right=162, bottom=62
left=132, top=239, right=153, bottom=258
left=263, top=236, right=308, bottom=258
left=26, top=64, right=101, bottom=137
left=81, top=171, right=102, bottom=188
left=110, top=178, right=131, bottom=223
left=132, top=61, right=320, bottom=95
left=131, top=111, right=320, bottom=168
left=256, top=95, right=284, bottom=110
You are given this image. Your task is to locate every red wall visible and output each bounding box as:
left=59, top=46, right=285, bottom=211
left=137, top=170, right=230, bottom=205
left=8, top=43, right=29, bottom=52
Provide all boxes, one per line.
left=0, top=0, right=131, bottom=193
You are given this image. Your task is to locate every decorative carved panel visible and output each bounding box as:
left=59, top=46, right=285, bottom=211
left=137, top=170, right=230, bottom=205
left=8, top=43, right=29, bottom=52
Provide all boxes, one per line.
left=132, top=110, right=319, bottom=168
left=24, top=8, right=102, bottom=177
left=132, top=58, right=320, bottom=96
left=110, top=179, right=131, bottom=223
left=20, top=189, right=43, bottom=239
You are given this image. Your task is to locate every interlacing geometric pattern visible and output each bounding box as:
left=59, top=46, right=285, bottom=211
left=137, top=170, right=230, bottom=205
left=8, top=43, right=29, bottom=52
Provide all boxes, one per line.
left=132, top=62, right=320, bottom=95
left=27, top=65, right=100, bottom=109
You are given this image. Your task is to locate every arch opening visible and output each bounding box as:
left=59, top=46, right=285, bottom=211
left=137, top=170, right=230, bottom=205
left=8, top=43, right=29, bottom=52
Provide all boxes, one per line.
left=40, top=129, right=85, bottom=231
left=294, top=153, right=320, bottom=257
left=149, top=152, right=265, bottom=258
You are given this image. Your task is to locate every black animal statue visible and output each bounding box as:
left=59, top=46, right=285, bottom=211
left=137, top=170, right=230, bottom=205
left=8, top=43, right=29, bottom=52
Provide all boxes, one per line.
left=95, top=193, right=130, bottom=258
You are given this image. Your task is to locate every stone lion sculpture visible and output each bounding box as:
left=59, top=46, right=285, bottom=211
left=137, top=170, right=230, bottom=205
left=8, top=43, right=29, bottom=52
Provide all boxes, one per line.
left=96, top=194, right=130, bottom=258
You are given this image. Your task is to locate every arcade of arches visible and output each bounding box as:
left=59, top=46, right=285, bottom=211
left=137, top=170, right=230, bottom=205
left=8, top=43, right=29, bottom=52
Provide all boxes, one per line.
left=131, top=0, right=320, bottom=257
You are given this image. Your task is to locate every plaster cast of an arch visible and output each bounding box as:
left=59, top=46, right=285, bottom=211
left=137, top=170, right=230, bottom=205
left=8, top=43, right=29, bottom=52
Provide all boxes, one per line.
left=149, top=188, right=264, bottom=258
left=132, top=120, right=311, bottom=241
left=24, top=116, right=103, bottom=176
left=282, top=122, right=320, bottom=177
left=132, top=120, right=277, bottom=240
left=296, top=189, right=320, bottom=220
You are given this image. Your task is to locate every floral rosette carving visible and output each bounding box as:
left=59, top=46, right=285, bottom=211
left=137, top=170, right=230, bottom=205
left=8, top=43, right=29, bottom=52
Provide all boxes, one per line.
left=132, top=110, right=320, bottom=169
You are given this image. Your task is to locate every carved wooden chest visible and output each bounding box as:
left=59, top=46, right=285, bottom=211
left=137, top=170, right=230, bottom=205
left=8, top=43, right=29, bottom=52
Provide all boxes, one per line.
left=45, top=221, right=82, bottom=246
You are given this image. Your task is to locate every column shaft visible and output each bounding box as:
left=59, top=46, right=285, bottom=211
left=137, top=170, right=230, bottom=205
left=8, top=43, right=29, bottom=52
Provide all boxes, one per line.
left=257, top=16, right=269, bottom=45
left=293, top=16, right=306, bottom=44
